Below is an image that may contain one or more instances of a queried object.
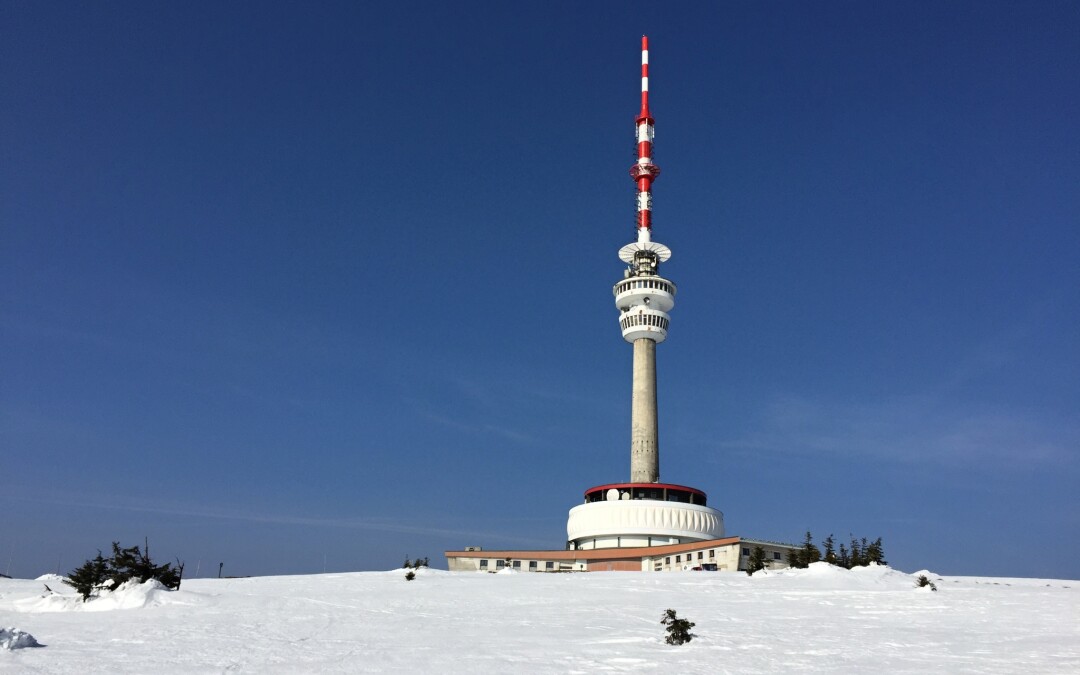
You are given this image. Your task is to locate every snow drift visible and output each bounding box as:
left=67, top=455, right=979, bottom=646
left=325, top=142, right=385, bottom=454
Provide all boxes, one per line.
left=0, top=627, right=41, bottom=650
left=14, top=578, right=195, bottom=614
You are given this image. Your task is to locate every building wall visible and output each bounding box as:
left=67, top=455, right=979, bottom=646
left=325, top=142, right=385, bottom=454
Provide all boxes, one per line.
left=643, top=542, right=740, bottom=572
left=447, top=556, right=586, bottom=573
left=627, top=540, right=799, bottom=573
left=447, top=557, right=485, bottom=572
left=587, top=559, right=644, bottom=572
left=445, top=537, right=799, bottom=574
left=736, top=540, right=796, bottom=572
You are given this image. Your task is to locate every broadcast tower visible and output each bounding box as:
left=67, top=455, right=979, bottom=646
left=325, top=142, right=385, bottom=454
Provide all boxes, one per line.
left=564, top=37, right=724, bottom=551
left=616, top=34, right=672, bottom=483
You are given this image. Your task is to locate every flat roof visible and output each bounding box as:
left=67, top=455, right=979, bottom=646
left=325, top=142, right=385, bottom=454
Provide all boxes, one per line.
left=446, top=536, right=743, bottom=562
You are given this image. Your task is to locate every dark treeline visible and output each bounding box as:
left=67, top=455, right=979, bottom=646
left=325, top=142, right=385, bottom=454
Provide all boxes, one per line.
left=787, top=532, right=886, bottom=570
left=403, top=556, right=429, bottom=569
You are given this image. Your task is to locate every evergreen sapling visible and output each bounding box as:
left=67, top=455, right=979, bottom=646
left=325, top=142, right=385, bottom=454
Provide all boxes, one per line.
left=660, top=609, right=696, bottom=645
left=823, top=534, right=837, bottom=566
left=746, top=546, right=768, bottom=575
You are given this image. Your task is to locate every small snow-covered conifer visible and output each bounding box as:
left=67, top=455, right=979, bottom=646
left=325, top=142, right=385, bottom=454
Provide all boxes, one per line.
left=660, top=609, right=696, bottom=645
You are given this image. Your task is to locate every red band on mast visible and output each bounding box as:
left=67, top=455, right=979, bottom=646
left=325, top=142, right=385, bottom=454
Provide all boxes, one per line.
left=632, top=36, right=659, bottom=232
left=640, top=35, right=651, bottom=121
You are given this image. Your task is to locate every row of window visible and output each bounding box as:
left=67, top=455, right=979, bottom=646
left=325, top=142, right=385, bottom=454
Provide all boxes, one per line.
left=614, top=278, right=674, bottom=296
left=741, top=547, right=783, bottom=560
left=666, top=549, right=716, bottom=565
left=583, top=488, right=705, bottom=505
left=662, top=547, right=783, bottom=567
left=620, top=314, right=669, bottom=330
left=475, top=548, right=789, bottom=573
left=477, top=559, right=560, bottom=571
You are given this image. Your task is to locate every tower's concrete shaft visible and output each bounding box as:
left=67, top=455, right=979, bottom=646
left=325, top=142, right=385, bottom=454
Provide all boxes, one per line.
left=630, top=337, right=659, bottom=482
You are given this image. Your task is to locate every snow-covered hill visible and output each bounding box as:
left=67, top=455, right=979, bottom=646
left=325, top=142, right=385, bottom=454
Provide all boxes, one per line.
left=2, top=564, right=1077, bottom=673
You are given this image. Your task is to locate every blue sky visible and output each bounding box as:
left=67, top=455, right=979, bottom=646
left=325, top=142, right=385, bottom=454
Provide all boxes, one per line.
left=2, top=1, right=1078, bottom=579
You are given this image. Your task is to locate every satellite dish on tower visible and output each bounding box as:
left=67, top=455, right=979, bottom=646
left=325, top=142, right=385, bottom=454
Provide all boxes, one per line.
left=619, top=241, right=672, bottom=264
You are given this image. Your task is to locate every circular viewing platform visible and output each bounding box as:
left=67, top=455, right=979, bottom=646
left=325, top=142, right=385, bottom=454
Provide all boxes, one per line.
left=583, top=482, right=708, bottom=506
left=567, top=482, right=725, bottom=550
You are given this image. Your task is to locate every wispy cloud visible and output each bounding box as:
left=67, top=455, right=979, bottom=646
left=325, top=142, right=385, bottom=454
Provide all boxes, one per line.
left=419, top=410, right=538, bottom=445
left=710, top=297, right=1080, bottom=471
left=716, top=393, right=1079, bottom=469
left=2, top=492, right=553, bottom=548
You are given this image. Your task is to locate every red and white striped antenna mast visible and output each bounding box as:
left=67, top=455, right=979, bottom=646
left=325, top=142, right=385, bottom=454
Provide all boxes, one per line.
left=635, top=35, right=657, bottom=234
left=620, top=36, right=670, bottom=267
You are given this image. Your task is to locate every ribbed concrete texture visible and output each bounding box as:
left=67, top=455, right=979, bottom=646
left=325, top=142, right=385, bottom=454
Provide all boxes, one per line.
left=566, top=500, right=724, bottom=545
left=630, top=337, right=659, bottom=482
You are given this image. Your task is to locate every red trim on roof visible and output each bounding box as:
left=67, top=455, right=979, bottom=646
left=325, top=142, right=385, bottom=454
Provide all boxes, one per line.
left=583, top=482, right=707, bottom=499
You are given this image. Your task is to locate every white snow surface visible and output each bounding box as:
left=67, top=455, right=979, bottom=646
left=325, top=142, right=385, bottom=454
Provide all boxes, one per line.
left=1, top=564, right=1077, bottom=673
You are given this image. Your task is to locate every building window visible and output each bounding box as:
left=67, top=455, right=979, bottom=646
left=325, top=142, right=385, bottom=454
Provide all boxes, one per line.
left=742, top=548, right=750, bottom=556
left=529, top=561, right=537, bottom=571
left=512, top=561, right=521, bottom=569
left=697, top=552, right=704, bottom=560
left=496, top=560, right=506, bottom=569
left=665, top=557, right=670, bottom=564
left=479, top=560, right=488, bottom=570
left=546, top=561, right=554, bottom=570
left=773, top=552, right=781, bottom=560
left=709, top=550, right=715, bottom=559
left=675, top=555, right=681, bottom=563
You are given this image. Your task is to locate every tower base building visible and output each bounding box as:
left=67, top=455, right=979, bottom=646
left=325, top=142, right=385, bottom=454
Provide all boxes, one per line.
left=445, top=537, right=798, bottom=574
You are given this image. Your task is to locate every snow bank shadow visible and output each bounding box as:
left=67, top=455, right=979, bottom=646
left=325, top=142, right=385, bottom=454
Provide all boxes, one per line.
left=1, top=627, right=44, bottom=650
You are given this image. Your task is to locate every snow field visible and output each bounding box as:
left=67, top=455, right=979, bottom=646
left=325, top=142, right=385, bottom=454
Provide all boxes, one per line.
left=1, top=564, right=1077, bottom=673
